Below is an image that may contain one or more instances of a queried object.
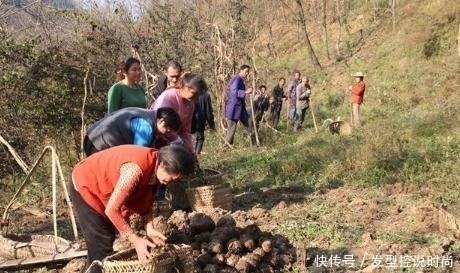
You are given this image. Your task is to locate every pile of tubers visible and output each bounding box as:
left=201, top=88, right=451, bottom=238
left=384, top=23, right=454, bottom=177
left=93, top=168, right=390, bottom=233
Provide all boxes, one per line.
left=153, top=210, right=296, bottom=273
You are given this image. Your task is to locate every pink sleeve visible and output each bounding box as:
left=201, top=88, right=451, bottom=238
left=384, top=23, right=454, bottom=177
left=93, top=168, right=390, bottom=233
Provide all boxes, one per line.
left=151, top=91, right=172, bottom=111
left=181, top=126, right=194, bottom=153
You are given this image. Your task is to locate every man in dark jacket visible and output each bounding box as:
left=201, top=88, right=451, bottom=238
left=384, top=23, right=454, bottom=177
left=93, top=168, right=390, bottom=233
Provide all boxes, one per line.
left=191, top=92, right=215, bottom=154
left=269, top=77, right=286, bottom=128
left=154, top=60, right=182, bottom=99
left=250, top=85, right=270, bottom=130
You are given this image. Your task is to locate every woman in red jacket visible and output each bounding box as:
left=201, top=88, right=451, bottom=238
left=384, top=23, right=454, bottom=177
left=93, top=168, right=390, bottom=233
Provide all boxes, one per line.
left=349, top=72, right=366, bottom=127
left=69, top=144, right=195, bottom=271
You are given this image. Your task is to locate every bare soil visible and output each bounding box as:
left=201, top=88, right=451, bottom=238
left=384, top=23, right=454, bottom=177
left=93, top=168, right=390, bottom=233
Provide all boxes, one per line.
left=1, top=183, right=458, bottom=272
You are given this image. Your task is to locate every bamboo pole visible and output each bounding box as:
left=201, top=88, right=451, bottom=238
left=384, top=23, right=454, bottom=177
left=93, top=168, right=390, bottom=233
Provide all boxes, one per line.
left=250, top=19, right=261, bottom=147
left=310, top=98, right=318, bottom=133
left=286, top=99, right=290, bottom=131
left=80, top=68, right=89, bottom=160
left=350, top=101, right=354, bottom=127
left=0, top=134, right=29, bottom=173
left=249, top=93, right=260, bottom=146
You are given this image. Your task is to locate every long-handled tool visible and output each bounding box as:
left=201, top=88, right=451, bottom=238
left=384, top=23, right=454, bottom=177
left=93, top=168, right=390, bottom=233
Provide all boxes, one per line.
left=249, top=93, right=261, bottom=146
left=350, top=101, right=354, bottom=127
left=309, top=98, right=318, bottom=133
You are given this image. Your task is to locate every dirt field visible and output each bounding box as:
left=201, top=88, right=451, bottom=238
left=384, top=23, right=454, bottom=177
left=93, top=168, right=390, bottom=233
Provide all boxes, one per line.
left=1, top=183, right=459, bottom=273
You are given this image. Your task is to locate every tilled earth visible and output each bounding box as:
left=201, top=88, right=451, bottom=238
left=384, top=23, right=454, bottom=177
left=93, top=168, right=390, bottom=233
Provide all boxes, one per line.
left=1, top=183, right=459, bottom=272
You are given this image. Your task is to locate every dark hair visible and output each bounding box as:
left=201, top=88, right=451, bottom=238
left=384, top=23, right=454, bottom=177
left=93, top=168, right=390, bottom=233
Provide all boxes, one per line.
left=156, top=107, right=181, bottom=131
left=259, top=85, right=267, bottom=90
left=163, top=60, right=183, bottom=72
left=239, top=64, right=251, bottom=71
left=279, top=77, right=286, bottom=81
left=158, top=145, right=195, bottom=175
left=116, top=57, right=140, bottom=81
left=293, top=71, right=301, bottom=76
left=183, top=73, right=207, bottom=95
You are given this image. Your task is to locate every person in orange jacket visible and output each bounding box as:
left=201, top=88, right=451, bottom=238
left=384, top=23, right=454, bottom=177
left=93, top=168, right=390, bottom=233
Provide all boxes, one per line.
left=348, top=72, right=366, bottom=127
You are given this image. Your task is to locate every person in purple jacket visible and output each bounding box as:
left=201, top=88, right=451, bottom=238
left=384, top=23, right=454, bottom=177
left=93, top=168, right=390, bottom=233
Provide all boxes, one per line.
left=225, top=65, right=255, bottom=145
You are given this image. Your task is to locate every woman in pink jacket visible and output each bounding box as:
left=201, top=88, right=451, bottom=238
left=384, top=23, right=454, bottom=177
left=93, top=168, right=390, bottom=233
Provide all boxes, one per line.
left=150, top=73, right=207, bottom=153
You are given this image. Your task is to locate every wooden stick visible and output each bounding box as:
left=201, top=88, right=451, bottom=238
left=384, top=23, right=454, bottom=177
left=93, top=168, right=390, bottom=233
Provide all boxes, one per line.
left=249, top=93, right=260, bottom=146
left=55, top=153, right=79, bottom=242
left=218, top=134, right=234, bottom=149
left=0, top=134, right=29, bottom=173
left=263, top=122, right=285, bottom=135
left=0, top=250, right=87, bottom=270
left=286, top=99, right=290, bottom=131
left=80, top=68, right=89, bottom=160
left=310, top=99, right=318, bottom=133
left=350, top=101, right=354, bottom=127
left=251, top=19, right=261, bottom=147
left=132, top=46, right=156, bottom=103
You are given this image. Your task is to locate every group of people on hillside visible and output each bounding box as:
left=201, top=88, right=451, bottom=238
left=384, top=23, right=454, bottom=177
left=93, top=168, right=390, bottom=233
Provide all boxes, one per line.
left=225, top=65, right=366, bottom=145
left=70, top=57, right=366, bottom=272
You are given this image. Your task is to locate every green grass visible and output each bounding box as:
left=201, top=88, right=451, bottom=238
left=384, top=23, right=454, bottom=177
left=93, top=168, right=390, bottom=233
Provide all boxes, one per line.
left=269, top=219, right=366, bottom=249
left=376, top=230, right=443, bottom=247
left=201, top=0, right=460, bottom=212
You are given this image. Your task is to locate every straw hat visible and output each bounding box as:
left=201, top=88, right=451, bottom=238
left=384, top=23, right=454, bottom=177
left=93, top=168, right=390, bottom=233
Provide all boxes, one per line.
left=353, top=71, right=366, bottom=77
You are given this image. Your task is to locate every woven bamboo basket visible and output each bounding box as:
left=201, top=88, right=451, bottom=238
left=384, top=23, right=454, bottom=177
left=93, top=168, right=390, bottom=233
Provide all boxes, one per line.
left=102, top=244, right=193, bottom=273
left=167, top=169, right=224, bottom=211
left=186, top=183, right=232, bottom=211
left=185, top=169, right=223, bottom=188
left=328, top=120, right=352, bottom=135
left=0, top=234, right=72, bottom=259
left=166, top=183, right=190, bottom=211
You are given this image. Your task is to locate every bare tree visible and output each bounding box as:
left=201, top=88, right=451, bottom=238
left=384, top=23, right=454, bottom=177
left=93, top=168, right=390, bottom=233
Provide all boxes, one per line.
left=293, top=0, right=322, bottom=69
left=390, top=0, right=396, bottom=32
left=334, top=0, right=352, bottom=58
left=458, top=21, right=460, bottom=58
left=321, top=0, right=331, bottom=60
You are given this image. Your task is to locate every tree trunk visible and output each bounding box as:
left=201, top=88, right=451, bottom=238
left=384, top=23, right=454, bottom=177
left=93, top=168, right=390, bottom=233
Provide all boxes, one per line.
left=321, top=0, right=331, bottom=60
left=267, top=22, right=278, bottom=59
left=294, top=0, right=322, bottom=69
left=371, top=0, right=377, bottom=22
left=391, top=0, right=396, bottom=32
left=335, top=0, right=342, bottom=57
left=458, top=22, right=460, bottom=58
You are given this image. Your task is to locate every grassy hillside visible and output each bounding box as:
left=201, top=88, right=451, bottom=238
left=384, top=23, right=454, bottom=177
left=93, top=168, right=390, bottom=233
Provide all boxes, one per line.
left=201, top=0, right=459, bottom=211
left=195, top=2, right=460, bottom=269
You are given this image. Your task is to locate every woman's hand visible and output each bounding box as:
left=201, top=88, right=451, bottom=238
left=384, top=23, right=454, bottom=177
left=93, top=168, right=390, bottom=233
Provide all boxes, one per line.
left=129, top=234, right=156, bottom=261
left=245, top=88, right=253, bottom=94
left=146, top=221, right=167, bottom=246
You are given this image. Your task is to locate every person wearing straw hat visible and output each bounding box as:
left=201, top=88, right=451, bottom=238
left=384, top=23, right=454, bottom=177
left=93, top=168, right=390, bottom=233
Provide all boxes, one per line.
left=348, top=72, right=366, bottom=127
